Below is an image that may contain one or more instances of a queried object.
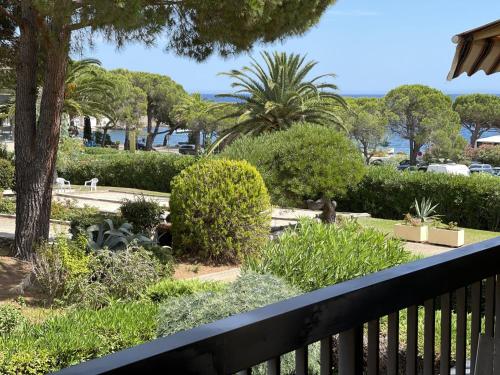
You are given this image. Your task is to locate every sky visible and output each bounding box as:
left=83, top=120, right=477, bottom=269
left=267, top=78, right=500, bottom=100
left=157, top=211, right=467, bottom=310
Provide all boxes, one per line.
left=80, top=0, right=500, bottom=95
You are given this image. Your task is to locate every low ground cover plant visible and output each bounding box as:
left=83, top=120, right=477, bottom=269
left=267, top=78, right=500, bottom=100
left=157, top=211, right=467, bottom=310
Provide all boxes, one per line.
left=170, top=159, right=271, bottom=264
left=337, top=166, right=500, bottom=231
left=58, top=151, right=195, bottom=192
left=0, top=305, right=26, bottom=335
left=221, top=123, right=366, bottom=207
left=0, top=301, right=158, bottom=374
left=157, top=272, right=319, bottom=374
left=146, top=278, right=226, bottom=303
left=245, top=218, right=417, bottom=292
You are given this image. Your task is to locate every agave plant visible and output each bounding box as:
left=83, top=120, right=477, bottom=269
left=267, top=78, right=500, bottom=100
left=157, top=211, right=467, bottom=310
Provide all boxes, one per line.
left=207, top=51, right=346, bottom=153
left=412, top=198, right=440, bottom=223
left=86, top=219, right=152, bottom=251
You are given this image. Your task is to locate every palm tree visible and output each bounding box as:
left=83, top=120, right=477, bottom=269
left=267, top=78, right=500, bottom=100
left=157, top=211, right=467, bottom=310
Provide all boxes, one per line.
left=208, top=51, right=346, bottom=152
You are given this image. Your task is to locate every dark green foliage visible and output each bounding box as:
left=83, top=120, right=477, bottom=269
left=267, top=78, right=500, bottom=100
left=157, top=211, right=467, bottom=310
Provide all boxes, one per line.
left=0, top=305, right=26, bottom=335
left=221, top=123, right=366, bottom=207
left=146, top=278, right=226, bottom=303
left=245, top=219, right=416, bottom=291
left=120, top=195, right=164, bottom=234
left=58, top=152, right=195, bottom=192
left=0, top=159, right=14, bottom=190
left=83, top=116, right=92, bottom=140
left=94, top=131, right=112, bottom=146
left=0, top=197, right=15, bottom=214
left=157, top=273, right=316, bottom=374
left=337, top=166, right=500, bottom=231
left=170, top=159, right=271, bottom=263
left=0, top=302, right=157, bottom=374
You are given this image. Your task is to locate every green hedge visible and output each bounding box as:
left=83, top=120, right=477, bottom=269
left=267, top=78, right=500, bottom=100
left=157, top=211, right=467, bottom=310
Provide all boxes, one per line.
left=337, top=166, right=500, bottom=231
left=0, top=159, right=14, bottom=190
left=58, top=152, right=195, bottom=192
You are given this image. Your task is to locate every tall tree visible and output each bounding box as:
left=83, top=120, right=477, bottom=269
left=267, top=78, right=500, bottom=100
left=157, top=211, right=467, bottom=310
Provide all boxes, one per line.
left=209, top=51, right=346, bottom=152
left=452, top=94, right=500, bottom=147
left=1, top=0, right=337, bottom=258
left=115, top=70, right=186, bottom=150
left=384, top=85, right=460, bottom=165
left=342, top=98, right=388, bottom=164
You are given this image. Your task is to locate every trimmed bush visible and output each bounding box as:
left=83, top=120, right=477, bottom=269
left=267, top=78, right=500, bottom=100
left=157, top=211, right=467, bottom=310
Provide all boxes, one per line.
left=146, top=278, right=226, bottom=303
left=0, top=197, right=15, bottom=214
left=120, top=195, right=164, bottom=234
left=245, top=218, right=417, bottom=292
left=221, top=123, right=366, bottom=207
left=0, top=302, right=157, bottom=374
left=0, top=159, right=14, bottom=190
left=337, top=166, right=500, bottom=231
left=170, top=159, right=271, bottom=263
left=58, top=151, right=195, bottom=192
left=157, top=273, right=319, bottom=374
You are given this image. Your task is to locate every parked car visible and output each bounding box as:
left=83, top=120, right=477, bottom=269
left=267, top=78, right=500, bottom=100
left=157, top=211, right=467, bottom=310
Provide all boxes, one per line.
left=179, top=144, right=197, bottom=155
left=427, top=163, right=470, bottom=176
left=469, top=163, right=494, bottom=174
left=492, top=167, right=500, bottom=176
left=397, top=160, right=427, bottom=171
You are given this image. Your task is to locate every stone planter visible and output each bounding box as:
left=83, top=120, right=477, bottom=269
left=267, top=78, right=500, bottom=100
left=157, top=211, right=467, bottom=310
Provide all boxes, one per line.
left=428, top=227, right=465, bottom=247
left=393, top=224, right=428, bottom=242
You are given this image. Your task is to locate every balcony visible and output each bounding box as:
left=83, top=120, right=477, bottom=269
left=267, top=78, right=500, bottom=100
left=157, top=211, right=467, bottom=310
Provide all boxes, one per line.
left=55, top=237, right=500, bottom=374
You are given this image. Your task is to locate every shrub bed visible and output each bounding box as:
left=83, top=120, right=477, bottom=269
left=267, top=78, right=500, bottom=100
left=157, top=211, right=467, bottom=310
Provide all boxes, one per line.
left=170, top=159, right=271, bottom=263
left=0, top=302, right=157, bottom=374
left=146, top=278, right=226, bottom=303
left=245, top=218, right=417, bottom=291
left=58, top=152, right=195, bottom=192
left=337, top=166, right=500, bottom=231
left=221, top=123, right=366, bottom=207
left=157, top=273, right=319, bottom=374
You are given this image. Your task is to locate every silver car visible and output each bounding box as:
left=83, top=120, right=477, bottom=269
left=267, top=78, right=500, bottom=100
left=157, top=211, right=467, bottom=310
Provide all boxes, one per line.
left=469, top=163, right=494, bottom=174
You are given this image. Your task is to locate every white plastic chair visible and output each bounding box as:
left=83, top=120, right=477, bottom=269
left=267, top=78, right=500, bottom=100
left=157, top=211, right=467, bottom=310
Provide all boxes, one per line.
left=56, top=177, right=71, bottom=192
left=84, top=178, right=99, bottom=191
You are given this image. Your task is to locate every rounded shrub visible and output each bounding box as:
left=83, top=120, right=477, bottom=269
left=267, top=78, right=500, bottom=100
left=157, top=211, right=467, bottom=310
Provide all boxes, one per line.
left=170, top=159, right=271, bottom=263
left=221, top=123, right=366, bottom=207
left=120, top=195, right=163, bottom=234
left=0, top=159, right=14, bottom=190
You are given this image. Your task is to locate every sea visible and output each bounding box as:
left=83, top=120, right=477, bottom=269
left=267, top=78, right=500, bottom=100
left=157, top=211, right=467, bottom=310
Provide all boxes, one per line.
left=107, top=94, right=500, bottom=153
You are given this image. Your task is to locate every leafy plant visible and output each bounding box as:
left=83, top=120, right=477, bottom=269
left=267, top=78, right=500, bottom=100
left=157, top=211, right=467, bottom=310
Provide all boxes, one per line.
left=73, top=247, right=166, bottom=308
left=146, top=278, right=226, bottom=303
left=170, top=159, right=271, bottom=264
left=120, top=195, right=164, bottom=234
left=32, top=235, right=91, bottom=303
left=412, top=197, right=440, bottom=223
left=245, top=218, right=417, bottom=292
left=0, top=305, right=26, bottom=335
left=0, top=197, right=15, bottom=214
left=86, top=219, right=152, bottom=251
left=0, top=159, right=14, bottom=190
left=0, top=302, right=157, bottom=374
left=221, top=123, right=366, bottom=207
left=403, top=213, right=422, bottom=227
left=157, top=273, right=318, bottom=374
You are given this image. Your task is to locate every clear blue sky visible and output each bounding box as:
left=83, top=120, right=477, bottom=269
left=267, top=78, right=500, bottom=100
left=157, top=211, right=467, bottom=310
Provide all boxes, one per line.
left=81, top=0, right=500, bottom=95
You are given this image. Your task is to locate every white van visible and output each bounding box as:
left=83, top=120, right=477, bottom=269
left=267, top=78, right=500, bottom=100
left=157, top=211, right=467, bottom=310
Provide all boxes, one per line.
left=427, top=164, right=470, bottom=176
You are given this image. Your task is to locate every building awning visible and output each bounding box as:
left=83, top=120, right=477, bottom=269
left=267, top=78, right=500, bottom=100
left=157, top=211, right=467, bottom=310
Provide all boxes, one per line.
left=447, top=19, right=500, bottom=80
left=476, top=135, right=500, bottom=147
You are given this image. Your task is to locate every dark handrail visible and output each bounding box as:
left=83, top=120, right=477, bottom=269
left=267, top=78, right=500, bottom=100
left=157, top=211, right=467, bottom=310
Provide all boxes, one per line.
left=54, top=237, right=500, bottom=374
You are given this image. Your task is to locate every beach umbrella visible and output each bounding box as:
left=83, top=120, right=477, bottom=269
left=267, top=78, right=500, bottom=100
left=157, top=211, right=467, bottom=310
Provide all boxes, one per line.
left=447, top=19, right=500, bottom=80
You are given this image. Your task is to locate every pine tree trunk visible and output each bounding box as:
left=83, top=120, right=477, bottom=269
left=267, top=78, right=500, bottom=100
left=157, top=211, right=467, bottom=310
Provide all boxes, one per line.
left=14, top=11, right=70, bottom=259
left=124, top=125, right=130, bottom=150
left=470, top=125, right=481, bottom=147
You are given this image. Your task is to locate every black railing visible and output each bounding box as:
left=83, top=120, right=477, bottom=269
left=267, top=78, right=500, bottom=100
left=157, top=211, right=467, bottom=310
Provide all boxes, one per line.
left=55, top=237, right=500, bottom=375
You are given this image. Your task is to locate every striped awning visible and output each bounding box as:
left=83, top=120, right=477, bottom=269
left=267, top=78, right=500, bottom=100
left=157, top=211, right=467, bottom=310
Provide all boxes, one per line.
left=447, top=19, right=500, bottom=80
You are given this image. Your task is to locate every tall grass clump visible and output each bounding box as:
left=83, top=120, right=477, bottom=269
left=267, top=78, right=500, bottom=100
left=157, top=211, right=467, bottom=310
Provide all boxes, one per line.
left=246, top=219, right=417, bottom=291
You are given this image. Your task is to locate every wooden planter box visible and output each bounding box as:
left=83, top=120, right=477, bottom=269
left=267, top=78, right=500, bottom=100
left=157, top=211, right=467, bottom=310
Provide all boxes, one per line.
left=393, top=224, right=428, bottom=242
left=428, top=227, right=465, bottom=247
